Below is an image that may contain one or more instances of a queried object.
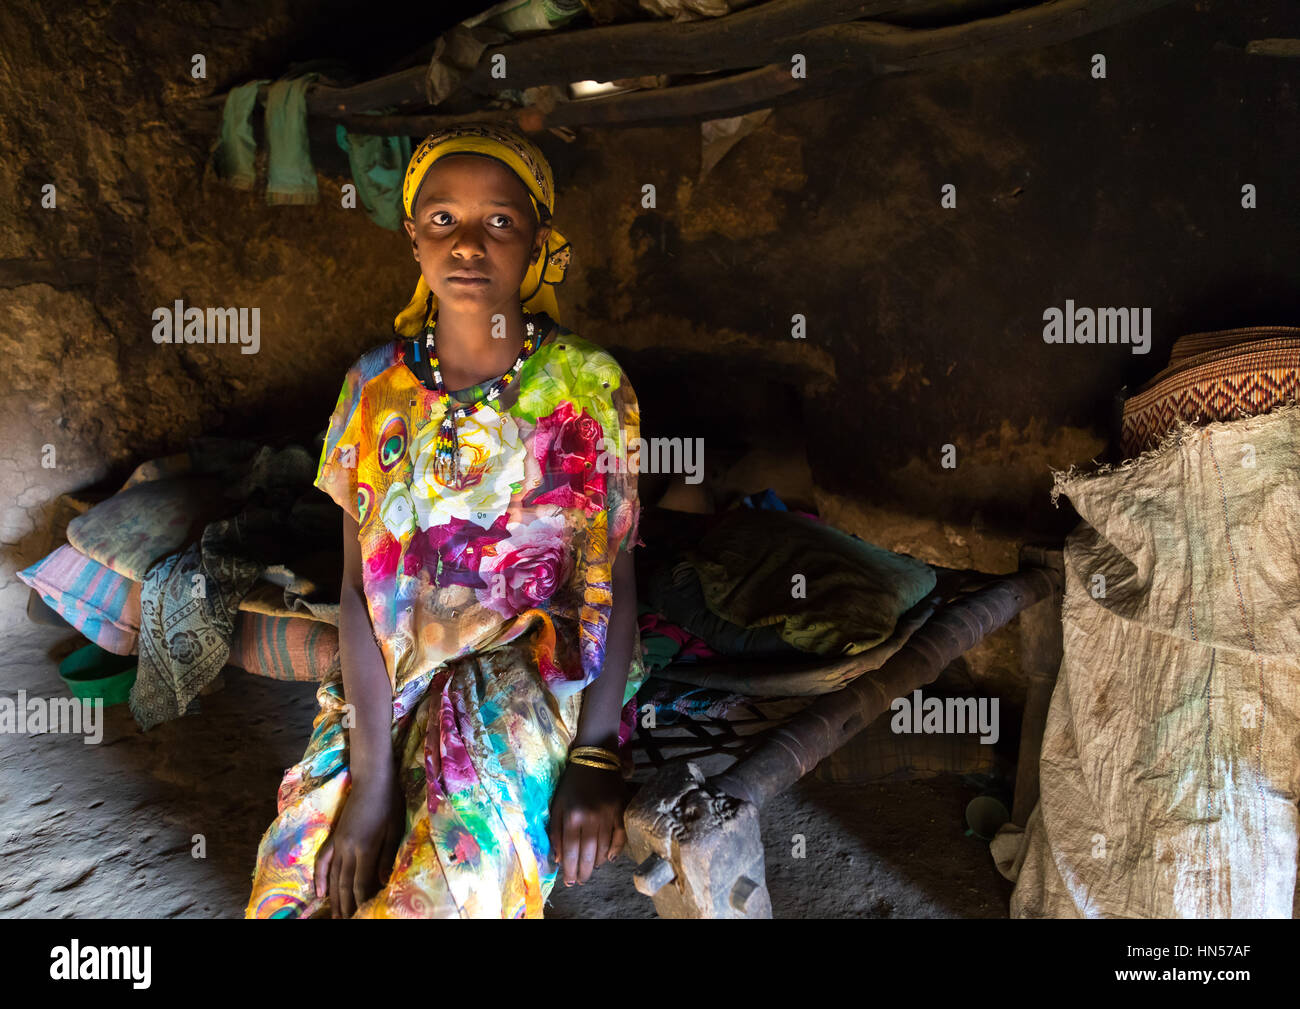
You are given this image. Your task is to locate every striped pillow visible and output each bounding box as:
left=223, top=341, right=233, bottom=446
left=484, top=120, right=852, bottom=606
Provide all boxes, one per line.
left=229, top=611, right=339, bottom=682
left=18, top=544, right=141, bottom=655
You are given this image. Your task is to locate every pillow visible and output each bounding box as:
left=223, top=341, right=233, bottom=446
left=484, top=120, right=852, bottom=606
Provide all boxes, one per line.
left=66, top=476, right=229, bottom=581
left=18, top=543, right=141, bottom=655
left=229, top=611, right=339, bottom=682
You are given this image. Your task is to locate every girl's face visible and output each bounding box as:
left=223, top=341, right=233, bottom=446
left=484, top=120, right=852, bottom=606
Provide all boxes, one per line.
left=403, top=154, right=552, bottom=316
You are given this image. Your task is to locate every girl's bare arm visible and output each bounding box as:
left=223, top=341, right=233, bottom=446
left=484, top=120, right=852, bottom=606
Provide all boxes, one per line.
left=314, top=510, right=404, bottom=918
left=548, top=546, right=638, bottom=886
left=338, top=510, right=395, bottom=785
left=571, top=546, right=637, bottom=751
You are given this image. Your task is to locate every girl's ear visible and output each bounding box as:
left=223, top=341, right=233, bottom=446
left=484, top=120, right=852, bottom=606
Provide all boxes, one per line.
left=533, top=223, right=552, bottom=259
left=403, top=217, right=419, bottom=257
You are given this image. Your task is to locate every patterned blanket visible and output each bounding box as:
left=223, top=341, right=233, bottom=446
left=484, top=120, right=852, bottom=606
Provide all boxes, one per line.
left=128, top=442, right=328, bottom=730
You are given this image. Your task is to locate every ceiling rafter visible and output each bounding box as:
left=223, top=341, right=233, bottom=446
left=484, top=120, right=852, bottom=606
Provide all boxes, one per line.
left=198, top=0, right=1182, bottom=134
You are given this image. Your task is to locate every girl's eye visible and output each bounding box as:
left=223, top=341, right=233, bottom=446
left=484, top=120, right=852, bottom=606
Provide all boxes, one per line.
left=430, top=212, right=512, bottom=229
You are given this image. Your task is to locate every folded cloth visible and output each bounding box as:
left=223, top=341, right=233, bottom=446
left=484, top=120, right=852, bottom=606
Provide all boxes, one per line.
left=740, top=487, right=789, bottom=511
left=652, top=592, right=939, bottom=697
left=189, top=437, right=317, bottom=494
left=210, top=79, right=270, bottom=190
left=265, top=73, right=320, bottom=205
left=239, top=580, right=338, bottom=625
left=336, top=124, right=412, bottom=231
left=647, top=561, right=802, bottom=658
left=638, top=628, right=681, bottom=672
left=18, top=543, right=142, bottom=655
left=131, top=516, right=266, bottom=729
left=642, top=680, right=753, bottom=722
left=679, top=507, right=937, bottom=656
left=636, top=610, right=716, bottom=671
left=128, top=438, right=338, bottom=729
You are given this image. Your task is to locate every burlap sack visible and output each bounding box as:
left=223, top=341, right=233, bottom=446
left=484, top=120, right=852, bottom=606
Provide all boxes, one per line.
left=1006, top=407, right=1300, bottom=918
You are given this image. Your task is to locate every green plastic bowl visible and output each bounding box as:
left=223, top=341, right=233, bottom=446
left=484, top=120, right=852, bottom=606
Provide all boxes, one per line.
left=58, top=644, right=137, bottom=706
left=965, top=795, right=1011, bottom=840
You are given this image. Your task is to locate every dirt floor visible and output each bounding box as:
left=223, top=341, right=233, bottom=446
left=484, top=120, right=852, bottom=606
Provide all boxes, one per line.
left=0, top=622, right=1013, bottom=919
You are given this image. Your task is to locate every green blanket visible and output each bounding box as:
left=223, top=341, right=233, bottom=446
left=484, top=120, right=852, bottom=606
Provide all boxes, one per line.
left=681, top=508, right=936, bottom=656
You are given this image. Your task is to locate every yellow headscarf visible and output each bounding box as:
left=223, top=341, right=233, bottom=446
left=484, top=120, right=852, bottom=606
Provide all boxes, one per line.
left=394, top=122, right=572, bottom=337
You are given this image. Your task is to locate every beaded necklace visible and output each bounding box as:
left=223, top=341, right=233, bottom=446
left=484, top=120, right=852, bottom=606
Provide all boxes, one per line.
left=421, top=310, right=540, bottom=490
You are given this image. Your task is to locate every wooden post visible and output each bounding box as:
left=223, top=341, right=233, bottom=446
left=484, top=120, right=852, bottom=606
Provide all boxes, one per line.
left=1011, top=542, right=1064, bottom=827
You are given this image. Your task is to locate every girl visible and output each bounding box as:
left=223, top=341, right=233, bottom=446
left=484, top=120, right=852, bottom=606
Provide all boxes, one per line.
left=246, top=122, right=647, bottom=918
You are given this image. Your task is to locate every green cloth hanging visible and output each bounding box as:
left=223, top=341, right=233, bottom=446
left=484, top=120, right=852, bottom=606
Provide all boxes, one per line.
left=211, top=71, right=411, bottom=226
left=211, top=79, right=271, bottom=190
left=265, top=73, right=320, bottom=205
left=336, top=125, right=412, bottom=231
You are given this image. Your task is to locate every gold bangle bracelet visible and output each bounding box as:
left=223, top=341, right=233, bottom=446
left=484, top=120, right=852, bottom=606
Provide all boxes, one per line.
left=569, top=750, right=620, bottom=765
left=570, top=745, right=621, bottom=763
left=569, top=755, right=621, bottom=772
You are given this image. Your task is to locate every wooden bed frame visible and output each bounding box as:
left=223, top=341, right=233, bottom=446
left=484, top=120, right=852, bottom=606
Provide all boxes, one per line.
left=620, top=544, right=1065, bottom=918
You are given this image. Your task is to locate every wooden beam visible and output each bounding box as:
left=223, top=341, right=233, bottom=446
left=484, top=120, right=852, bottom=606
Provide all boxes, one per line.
left=452, top=0, right=1182, bottom=96
left=198, top=0, right=909, bottom=116
left=1245, top=38, right=1300, bottom=57
left=198, top=66, right=428, bottom=115
left=330, top=64, right=808, bottom=133
left=193, top=0, right=1182, bottom=135
left=327, top=0, right=1183, bottom=135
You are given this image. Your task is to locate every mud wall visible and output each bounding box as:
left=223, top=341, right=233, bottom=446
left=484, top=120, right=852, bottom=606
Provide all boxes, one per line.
left=1, top=0, right=1297, bottom=701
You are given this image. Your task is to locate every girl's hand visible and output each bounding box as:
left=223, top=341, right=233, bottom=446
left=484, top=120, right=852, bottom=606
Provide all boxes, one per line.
left=314, top=772, right=405, bottom=918
left=547, top=761, right=629, bottom=887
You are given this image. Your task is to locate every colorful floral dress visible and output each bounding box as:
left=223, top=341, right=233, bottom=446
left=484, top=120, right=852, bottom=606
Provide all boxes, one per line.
left=246, top=318, right=646, bottom=918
